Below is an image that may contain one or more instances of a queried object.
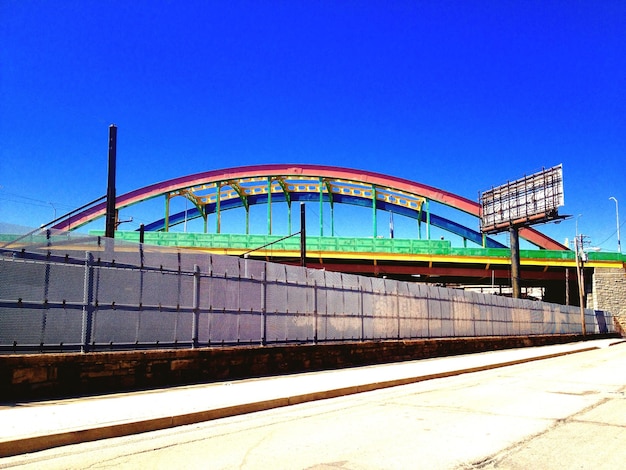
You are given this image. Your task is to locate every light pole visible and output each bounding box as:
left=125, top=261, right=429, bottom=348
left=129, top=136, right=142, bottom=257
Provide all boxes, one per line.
left=609, top=197, right=621, bottom=253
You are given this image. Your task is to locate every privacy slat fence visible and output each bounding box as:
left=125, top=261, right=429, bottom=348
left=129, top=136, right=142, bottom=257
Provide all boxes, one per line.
left=0, top=233, right=613, bottom=353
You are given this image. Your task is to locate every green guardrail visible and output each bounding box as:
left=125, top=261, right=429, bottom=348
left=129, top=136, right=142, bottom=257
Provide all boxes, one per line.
left=80, top=230, right=626, bottom=263
left=3, top=230, right=622, bottom=263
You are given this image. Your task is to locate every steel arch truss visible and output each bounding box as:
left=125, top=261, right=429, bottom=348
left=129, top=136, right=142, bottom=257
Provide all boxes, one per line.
left=53, top=164, right=567, bottom=250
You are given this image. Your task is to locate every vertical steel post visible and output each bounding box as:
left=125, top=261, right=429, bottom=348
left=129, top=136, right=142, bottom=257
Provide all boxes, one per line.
left=575, top=235, right=587, bottom=335
left=40, top=230, right=52, bottom=349
left=565, top=268, right=570, bottom=306
left=192, top=264, right=200, bottom=348
left=300, top=202, right=306, bottom=267
left=105, top=125, right=117, bottom=239
left=287, top=202, right=292, bottom=235
left=81, top=252, right=94, bottom=352
left=207, top=256, right=213, bottom=345
left=426, top=199, right=431, bottom=240
left=360, top=285, right=364, bottom=341
left=372, top=186, right=377, bottom=238
left=319, top=177, right=324, bottom=236
left=261, top=269, right=267, bottom=345
left=267, top=178, right=272, bottom=235
left=509, top=226, right=521, bottom=299
left=136, top=240, right=145, bottom=344
left=313, top=279, right=318, bottom=344
left=418, top=213, right=422, bottom=239
left=330, top=200, right=335, bottom=237
left=164, top=195, right=170, bottom=232
left=216, top=183, right=222, bottom=234
left=396, top=284, right=401, bottom=340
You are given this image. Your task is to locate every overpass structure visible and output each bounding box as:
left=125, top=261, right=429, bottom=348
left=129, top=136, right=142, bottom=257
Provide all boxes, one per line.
left=49, top=164, right=625, bottom=304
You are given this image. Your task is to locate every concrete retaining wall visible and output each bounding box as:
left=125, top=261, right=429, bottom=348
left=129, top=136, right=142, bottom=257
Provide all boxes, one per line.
left=1, top=334, right=617, bottom=401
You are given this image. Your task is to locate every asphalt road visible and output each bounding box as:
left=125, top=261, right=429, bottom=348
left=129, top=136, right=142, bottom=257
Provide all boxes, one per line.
left=1, top=343, right=625, bottom=470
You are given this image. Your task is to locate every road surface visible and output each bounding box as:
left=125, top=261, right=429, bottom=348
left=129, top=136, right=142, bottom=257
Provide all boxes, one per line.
left=1, top=343, right=625, bottom=469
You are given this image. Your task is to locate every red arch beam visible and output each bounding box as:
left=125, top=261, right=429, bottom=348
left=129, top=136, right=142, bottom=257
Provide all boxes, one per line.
left=53, top=164, right=567, bottom=250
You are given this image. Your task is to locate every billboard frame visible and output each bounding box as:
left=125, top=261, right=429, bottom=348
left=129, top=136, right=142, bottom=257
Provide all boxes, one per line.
left=479, top=164, right=565, bottom=234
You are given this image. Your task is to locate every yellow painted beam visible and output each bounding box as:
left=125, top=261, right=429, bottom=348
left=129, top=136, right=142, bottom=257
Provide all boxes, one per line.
left=183, top=247, right=624, bottom=270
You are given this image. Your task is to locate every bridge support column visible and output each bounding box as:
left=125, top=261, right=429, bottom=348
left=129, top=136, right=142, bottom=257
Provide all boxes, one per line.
left=510, top=226, right=521, bottom=299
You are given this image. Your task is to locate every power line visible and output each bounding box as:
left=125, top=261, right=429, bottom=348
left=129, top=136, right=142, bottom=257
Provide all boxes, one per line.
left=0, top=191, right=74, bottom=211
left=596, top=219, right=626, bottom=248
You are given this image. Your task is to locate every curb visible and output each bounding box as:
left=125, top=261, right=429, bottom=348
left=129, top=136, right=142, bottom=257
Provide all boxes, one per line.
left=0, top=345, right=603, bottom=458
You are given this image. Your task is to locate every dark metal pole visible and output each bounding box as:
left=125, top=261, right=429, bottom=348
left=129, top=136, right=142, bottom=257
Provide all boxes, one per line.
left=575, top=235, right=587, bottom=335
left=300, top=202, right=306, bottom=267
left=105, top=124, right=117, bottom=239
left=509, top=226, right=521, bottom=299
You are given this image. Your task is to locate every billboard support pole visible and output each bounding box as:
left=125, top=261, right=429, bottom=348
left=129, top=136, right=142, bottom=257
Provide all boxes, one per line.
left=480, top=165, right=566, bottom=301
left=509, top=226, right=521, bottom=299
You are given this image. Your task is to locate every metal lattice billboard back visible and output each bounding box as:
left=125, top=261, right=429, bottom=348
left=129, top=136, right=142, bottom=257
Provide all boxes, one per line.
left=480, top=165, right=564, bottom=234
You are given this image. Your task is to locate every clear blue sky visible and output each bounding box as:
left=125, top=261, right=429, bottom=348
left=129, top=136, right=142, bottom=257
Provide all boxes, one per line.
left=1, top=1, right=624, bottom=251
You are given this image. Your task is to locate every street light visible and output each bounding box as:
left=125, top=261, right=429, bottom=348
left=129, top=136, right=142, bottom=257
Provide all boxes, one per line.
left=609, top=197, right=621, bottom=253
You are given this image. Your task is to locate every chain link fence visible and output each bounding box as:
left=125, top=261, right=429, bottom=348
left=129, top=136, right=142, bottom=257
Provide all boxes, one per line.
left=0, top=229, right=614, bottom=353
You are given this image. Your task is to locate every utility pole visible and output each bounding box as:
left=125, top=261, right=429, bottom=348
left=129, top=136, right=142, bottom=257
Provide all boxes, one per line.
left=575, top=234, right=587, bottom=336
left=105, top=124, right=117, bottom=239
left=300, top=202, right=307, bottom=267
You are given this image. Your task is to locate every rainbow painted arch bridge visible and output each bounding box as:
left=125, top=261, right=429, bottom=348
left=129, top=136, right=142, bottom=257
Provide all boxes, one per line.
left=53, top=164, right=625, bottom=302
left=55, top=164, right=563, bottom=248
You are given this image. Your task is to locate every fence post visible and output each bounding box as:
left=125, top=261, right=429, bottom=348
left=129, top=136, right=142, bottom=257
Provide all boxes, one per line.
left=192, top=264, right=200, bottom=348
left=396, top=284, right=401, bottom=340
left=313, top=279, right=318, bottom=344
left=81, top=252, right=94, bottom=353
left=360, top=285, right=364, bottom=342
left=261, top=268, right=267, bottom=346
left=136, top=244, right=144, bottom=344
left=40, top=230, right=52, bottom=349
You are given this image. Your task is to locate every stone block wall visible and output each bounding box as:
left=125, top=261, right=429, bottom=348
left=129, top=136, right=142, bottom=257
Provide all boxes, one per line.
left=0, top=334, right=612, bottom=401
left=592, top=267, right=626, bottom=336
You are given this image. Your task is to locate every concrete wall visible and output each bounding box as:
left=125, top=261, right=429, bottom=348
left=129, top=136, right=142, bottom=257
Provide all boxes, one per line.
left=592, top=267, right=626, bottom=335
left=0, top=334, right=614, bottom=402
